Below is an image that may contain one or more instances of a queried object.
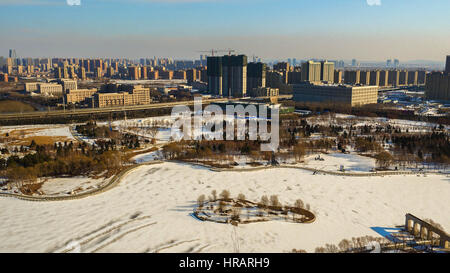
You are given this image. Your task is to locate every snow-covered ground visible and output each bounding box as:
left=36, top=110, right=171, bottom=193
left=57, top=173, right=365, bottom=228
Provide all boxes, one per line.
left=302, top=153, right=376, bottom=173
left=0, top=162, right=448, bottom=253
left=131, top=150, right=163, bottom=163
left=331, top=114, right=450, bottom=132
left=0, top=125, right=75, bottom=140
left=1, top=176, right=109, bottom=197
left=40, top=176, right=109, bottom=196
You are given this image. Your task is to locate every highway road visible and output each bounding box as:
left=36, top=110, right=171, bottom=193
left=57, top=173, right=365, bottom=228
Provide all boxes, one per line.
left=0, top=98, right=231, bottom=120
left=0, top=95, right=293, bottom=122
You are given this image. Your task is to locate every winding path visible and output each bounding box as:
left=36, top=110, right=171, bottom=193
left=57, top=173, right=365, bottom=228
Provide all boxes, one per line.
left=0, top=160, right=445, bottom=202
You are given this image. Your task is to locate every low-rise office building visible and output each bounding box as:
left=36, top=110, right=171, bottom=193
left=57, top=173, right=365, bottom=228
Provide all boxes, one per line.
left=39, top=83, right=64, bottom=96
left=248, top=87, right=279, bottom=98
left=293, top=83, right=378, bottom=107
left=92, top=85, right=151, bottom=108
left=65, top=88, right=98, bottom=104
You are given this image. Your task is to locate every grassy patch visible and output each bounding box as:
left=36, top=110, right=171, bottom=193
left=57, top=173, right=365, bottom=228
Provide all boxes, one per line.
left=0, top=100, right=36, bottom=113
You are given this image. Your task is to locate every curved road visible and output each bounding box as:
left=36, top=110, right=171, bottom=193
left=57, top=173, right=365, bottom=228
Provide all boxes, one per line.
left=0, top=160, right=443, bottom=202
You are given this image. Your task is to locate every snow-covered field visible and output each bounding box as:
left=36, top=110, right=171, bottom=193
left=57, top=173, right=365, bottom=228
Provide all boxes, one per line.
left=40, top=176, right=109, bottom=196
left=302, top=153, right=376, bottom=173
left=131, top=150, right=163, bottom=163
left=0, top=125, right=75, bottom=139
left=331, top=114, right=450, bottom=132
left=0, top=162, right=448, bottom=253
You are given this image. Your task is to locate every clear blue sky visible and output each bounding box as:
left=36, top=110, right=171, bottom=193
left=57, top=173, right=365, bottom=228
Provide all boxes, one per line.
left=0, top=0, right=449, bottom=61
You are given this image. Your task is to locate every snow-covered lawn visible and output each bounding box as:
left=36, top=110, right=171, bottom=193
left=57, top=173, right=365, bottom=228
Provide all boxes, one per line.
left=131, top=150, right=163, bottom=163
left=0, top=125, right=75, bottom=139
left=0, top=162, right=448, bottom=253
left=0, top=125, right=76, bottom=148
left=40, top=176, right=109, bottom=196
left=1, top=176, right=109, bottom=197
left=301, top=153, right=376, bottom=173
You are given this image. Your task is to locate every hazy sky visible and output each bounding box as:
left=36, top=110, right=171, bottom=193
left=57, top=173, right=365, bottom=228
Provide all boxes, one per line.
left=0, top=0, right=449, bottom=61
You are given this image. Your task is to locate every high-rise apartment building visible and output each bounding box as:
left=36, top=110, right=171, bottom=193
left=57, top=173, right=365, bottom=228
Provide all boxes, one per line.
left=320, top=61, right=335, bottom=83
left=222, top=55, right=247, bottom=98
left=334, top=70, right=343, bottom=84
left=273, top=62, right=290, bottom=72
left=54, top=67, right=63, bottom=78
left=186, top=69, right=197, bottom=83
left=344, top=70, right=360, bottom=85
left=399, top=70, right=408, bottom=86
left=107, top=66, right=115, bottom=78
left=301, top=61, right=321, bottom=83
left=159, top=70, right=174, bottom=80
left=394, top=59, right=400, bottom=68
left=369, top=70, right=380, bottom=86
left=445, top=55, right=450, bottom=74
left=379, top=70, right=389, bottom=87
left=79, top=67, right=86, bottom=80
left=418, top=70, right=426, bottom=85
left=95, top=67, right=103, bottom=79
left=148, top=70, right=159, bottom=80
left=173, top=70, right=186, bottom=80
left=388, top=70, right=400, bottom=86
left=407, top=71, right=418, bottom=86
left=247, top=62, right=266, bottom=92
left=288, top=70, right=302, bottom=85
left=386, top=59, right=392, bottom=67
left=426, top=72, right=450, bottom=101
left=141, top=66, right=148, bottom=80
left=359, top=71, right=370, bottom=85
left=128, top=66, right=140, bottom=80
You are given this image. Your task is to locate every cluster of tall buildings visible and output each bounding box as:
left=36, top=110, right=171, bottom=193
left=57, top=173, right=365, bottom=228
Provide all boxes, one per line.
left=0, top=52, right=210, bottom=83
left=206, top=55, right=340, bottom=98
left=386, top=59, right=400, bottom=68
left=125, top=65, right=207, bottom=82
left=425, top=56, right=450, bottom=101
left=340, top=69, right=426, bottom=87
left=46, top=57, right=210, bottom=83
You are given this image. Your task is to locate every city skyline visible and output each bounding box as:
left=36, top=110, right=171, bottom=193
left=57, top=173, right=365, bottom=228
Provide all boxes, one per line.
left=0, top=0, right=449, bottom=61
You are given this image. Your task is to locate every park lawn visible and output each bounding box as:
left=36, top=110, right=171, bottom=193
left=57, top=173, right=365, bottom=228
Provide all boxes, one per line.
left=0, top=100, right=36, bottom=113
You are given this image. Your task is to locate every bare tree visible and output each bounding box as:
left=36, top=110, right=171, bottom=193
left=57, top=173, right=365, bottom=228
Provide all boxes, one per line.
left=237, top=193, right=246, bottom=202
left=148, top=127, right=159, bottom=140
left=338, top=239, right=351, bottom=252
left=220, top=190, right=231, bottom=200
left=197, top=194, right=206, bottom=209
left=260, top=195, right=269, bottom=208
left=294, top=199, right=304, bottom=209
left=270, top=195, right=281, bottom=210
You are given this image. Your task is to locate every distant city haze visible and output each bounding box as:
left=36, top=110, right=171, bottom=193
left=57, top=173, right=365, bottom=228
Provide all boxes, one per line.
left=0, top=0, right=449, bottom=61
